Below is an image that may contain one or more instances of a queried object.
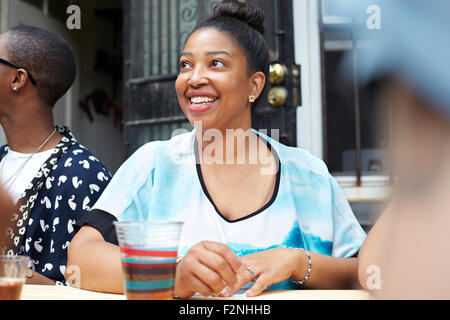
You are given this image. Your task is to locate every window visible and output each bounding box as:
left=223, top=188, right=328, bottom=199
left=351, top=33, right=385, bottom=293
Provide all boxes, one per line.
left=319, top=0, right=391, bottom=186
left=318, top=0, right=391, bottom=229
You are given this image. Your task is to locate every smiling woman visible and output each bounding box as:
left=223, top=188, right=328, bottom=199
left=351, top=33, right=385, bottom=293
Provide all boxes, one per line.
left=175, top=28, right=265, bottom=132
left=68, top=0, right=366, bottom=299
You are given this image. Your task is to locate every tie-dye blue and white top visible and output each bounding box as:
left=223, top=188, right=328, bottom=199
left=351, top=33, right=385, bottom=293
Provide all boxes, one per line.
left=92, top=130, right=366, bottom=289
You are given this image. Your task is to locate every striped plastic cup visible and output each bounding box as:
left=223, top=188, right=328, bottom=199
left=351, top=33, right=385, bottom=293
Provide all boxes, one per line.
left=114, top=221, right=183, bottom=300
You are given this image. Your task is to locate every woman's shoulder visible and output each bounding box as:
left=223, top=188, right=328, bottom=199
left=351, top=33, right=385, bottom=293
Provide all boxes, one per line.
left=107, top=130, right=195, bottom=181
left=57, top=142, right=111, bottom=175
left=129, top=129, right=195, bottom=162
left=47, top=143, right=111, bottom=194
left=260, top=132, right=330, bottom=178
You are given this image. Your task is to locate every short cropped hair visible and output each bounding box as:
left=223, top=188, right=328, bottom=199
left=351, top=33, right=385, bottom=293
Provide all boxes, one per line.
left=5, top=26, right=76, bottom=107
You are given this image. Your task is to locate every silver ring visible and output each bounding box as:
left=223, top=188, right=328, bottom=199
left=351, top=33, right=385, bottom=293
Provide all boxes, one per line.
left=246, top=266, right=257, bottom=281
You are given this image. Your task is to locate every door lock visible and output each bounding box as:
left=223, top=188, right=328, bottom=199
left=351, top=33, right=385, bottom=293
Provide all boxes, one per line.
left=267, top=87, right=288, bottom=108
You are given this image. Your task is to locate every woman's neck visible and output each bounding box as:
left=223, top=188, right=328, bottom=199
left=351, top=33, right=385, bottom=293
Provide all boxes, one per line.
left=195, top=126, right=278, bottom=180
left=195, top=126, right=264, bottom=165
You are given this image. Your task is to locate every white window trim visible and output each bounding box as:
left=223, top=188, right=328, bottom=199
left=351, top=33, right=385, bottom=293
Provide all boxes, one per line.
left=294, top=0, right=323, bottom=160
left=335, top=176, right=392, bottom=202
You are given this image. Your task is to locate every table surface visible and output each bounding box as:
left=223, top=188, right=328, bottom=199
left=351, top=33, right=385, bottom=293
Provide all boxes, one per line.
left=20, top=285, right=371, bottom=300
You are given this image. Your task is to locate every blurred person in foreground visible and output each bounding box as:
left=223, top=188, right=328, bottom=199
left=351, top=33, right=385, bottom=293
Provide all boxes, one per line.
left=0, top=26, right=111, bottom=285
left=341, top=0, right=450, bottom=298
left=0, top=190, right=14, bottom=251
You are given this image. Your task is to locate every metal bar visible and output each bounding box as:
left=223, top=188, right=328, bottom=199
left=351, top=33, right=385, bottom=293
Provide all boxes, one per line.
left=176, top=0, right=180, bottom=63
left=125, top=116, right=188, bottom=126
left=129, top=74, right=178, bottom=85
left=273, top=0, right=282, bottom=61
left=168, top=0, right=173, bottom=118
left=123, top=0, right=132, bottom=154
left=149, top=0, right=153, bottom=76
left=198, top=0, right=205, bottom=21
left=149, top=0, right=155, bottom=119
left=143, top=0, right=151, bottom=77
left=273, top=0, right=285, bottom=141
left=351, top=28, right=362, bottom=187
left=282, top=0, right=296, bottom=147
left=168, top=0, right=172, bottom=75
left=158, top=0, right=162, bottom=76
left=174, top=0, right=182, bottom=118
left=318, top=0, right=328, bottom=164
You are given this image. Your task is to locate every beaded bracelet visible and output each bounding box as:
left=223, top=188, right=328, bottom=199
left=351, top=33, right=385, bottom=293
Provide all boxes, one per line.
left=290, top=248, right=312, bottom=287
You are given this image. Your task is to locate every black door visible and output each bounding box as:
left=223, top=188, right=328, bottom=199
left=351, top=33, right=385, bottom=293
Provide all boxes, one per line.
left=123, top=0, right=299, bottom=156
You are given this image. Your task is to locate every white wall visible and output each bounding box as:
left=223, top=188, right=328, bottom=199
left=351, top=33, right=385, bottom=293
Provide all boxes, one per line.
left=68, top=0, right=125, bottom=174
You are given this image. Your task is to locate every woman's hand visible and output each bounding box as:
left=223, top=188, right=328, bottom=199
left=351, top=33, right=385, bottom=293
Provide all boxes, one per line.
left=174, top=241, right=245, bottom=299
left=221, top=248, right=306, bottom=297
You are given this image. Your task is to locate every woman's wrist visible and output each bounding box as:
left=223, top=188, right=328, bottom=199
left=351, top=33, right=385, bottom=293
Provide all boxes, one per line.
left=288, top=248, right=312, bottom=286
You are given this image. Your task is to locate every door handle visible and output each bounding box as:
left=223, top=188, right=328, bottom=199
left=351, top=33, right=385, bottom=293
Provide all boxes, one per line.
left=269, top=63, right=286, bottom=85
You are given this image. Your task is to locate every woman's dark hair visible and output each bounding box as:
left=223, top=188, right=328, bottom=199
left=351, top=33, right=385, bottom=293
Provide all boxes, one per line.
left=191, top=0, right=270, bottom=106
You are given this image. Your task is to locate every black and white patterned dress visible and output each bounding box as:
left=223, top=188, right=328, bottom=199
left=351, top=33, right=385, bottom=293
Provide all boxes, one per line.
left=0, top=126, right=111, bottom=284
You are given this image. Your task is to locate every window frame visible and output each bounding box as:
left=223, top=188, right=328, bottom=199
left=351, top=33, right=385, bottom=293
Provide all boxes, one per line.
left=294, top=0, right=392, bottom=202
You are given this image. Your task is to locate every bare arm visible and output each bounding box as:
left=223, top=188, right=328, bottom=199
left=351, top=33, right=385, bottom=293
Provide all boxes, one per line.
left=301, top=252, right=359, bottom=289
left=0, top=189, right=13, bottom=250
left=357, top=203, right=393, bottom=290
left=65, top=225, right=124, bottom=294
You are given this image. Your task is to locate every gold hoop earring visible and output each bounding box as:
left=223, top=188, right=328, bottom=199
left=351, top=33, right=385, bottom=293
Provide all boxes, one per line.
left=249, top=95, right=256, bottom=103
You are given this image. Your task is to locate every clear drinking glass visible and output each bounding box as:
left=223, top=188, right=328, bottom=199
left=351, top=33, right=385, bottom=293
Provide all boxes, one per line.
left=0, top=255, right=30, bottom=300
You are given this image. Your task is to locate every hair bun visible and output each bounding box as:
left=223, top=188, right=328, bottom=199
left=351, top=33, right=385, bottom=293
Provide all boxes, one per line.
left=210, top=0, right=265, bottom=35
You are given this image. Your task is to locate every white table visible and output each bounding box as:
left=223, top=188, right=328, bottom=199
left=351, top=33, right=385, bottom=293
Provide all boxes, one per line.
left=20, top=285, right=371, bottom=300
